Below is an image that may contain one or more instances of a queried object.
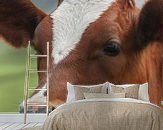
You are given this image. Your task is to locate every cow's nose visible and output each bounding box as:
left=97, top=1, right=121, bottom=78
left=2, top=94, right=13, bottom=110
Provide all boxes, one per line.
left=19, top=104, right=46, bottom=113
left=19, top=103, right=24, bottom=113
left=18, top=102, right=55, bottom=113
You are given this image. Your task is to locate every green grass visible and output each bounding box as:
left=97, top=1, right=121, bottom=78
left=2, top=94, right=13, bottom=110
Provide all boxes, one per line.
left=0, top=41, right=37, bottom=113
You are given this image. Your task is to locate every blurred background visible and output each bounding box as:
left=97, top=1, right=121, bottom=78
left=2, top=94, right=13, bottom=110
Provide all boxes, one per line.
left=0, top=0, right=58, bottom=113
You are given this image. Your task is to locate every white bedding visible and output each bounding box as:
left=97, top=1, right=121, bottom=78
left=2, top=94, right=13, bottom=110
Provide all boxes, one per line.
left=42, top=98, right=163, bottom=130
left=56, top=98, right=161, bottom=111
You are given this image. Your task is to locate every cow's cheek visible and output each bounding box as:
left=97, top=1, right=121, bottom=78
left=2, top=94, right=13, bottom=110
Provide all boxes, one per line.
left=48, top=54, right=127, bottom=105
left=50, top=59, right=110, bottom=89
left=96, top=53, right=128, bottom=81
left=48, top=63, right=81, bottom=105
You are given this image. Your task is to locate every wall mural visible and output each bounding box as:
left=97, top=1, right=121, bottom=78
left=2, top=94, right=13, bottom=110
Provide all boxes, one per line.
left=0, top=0, right=162, bottom=113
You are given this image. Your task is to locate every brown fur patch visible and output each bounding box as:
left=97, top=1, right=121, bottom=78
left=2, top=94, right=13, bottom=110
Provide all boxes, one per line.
left=0, top=0, right=46, bottom=48
left=33, top=16, right=53, bottom=84
left=136, top=0, right=163, bottom=50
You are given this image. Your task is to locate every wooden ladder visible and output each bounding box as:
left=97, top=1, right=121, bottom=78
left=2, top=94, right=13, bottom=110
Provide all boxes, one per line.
left=24, top=41, right=50, bottom=124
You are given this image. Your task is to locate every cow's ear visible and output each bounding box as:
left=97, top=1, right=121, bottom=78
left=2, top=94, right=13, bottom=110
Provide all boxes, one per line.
left=0, top=0, right=47, bottom=48
left=136, top=0, right=163, bottom=50
left=58, top=0, right=64, bottom=6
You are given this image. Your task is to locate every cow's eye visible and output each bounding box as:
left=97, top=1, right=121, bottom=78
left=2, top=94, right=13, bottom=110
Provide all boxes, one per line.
left=103, top=42, right=121, bottom=56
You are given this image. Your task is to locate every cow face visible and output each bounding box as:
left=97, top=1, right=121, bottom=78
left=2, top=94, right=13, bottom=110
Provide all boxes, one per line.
left=44, top=0, right=162, bottom=106
left=46, top=0, right=146, bottom=104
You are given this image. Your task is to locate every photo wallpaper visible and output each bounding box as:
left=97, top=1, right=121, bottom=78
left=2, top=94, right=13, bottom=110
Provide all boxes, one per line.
left=0, top=0, right=162, bottom=114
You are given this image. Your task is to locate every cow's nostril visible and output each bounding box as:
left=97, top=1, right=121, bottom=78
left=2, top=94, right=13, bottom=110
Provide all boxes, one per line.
left=18, top=102, right=25, bottom=113
left=19, top=106, right=24, bottom=113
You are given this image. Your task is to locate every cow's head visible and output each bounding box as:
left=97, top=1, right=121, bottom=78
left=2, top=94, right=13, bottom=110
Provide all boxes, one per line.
left=0, top=0, right=163, bottom=112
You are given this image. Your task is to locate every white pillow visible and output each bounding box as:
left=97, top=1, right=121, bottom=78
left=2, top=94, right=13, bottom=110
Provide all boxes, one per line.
left=108, top=82, right=150, bottom=102
left=84, top=92, right=126, bottom=99
left=108, top=83, right=140, bottom=99
left=138, top=83, right=149, bottom=102
left=161, top=101, right=163, bottom=106
left=66, top=82, right=75, bottom=103
left=66, top=82, right=109, bottom=103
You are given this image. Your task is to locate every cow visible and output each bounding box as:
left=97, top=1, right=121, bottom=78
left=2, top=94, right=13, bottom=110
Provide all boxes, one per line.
left=0, top=0, right=163, bottom=112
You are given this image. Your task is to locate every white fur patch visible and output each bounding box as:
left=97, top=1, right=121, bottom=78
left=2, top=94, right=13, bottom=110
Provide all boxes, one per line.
left=27, top=84, right=47, bottom=104
left=51, top=0, right=115, bottom=64
left=20, top=84, right=47, bottom=107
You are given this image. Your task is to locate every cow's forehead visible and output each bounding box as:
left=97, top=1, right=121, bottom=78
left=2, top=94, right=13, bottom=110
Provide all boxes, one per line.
left=51, top=0, right=115, bottom=64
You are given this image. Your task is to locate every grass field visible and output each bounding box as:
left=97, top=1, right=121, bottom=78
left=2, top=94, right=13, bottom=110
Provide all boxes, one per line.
left=0, top=41, right=37, bottom=112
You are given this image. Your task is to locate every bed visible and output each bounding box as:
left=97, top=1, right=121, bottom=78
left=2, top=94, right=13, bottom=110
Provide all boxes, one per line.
left=41, top=98, right=163, bottom=130
left=23, top=82, right=163, bottom=130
